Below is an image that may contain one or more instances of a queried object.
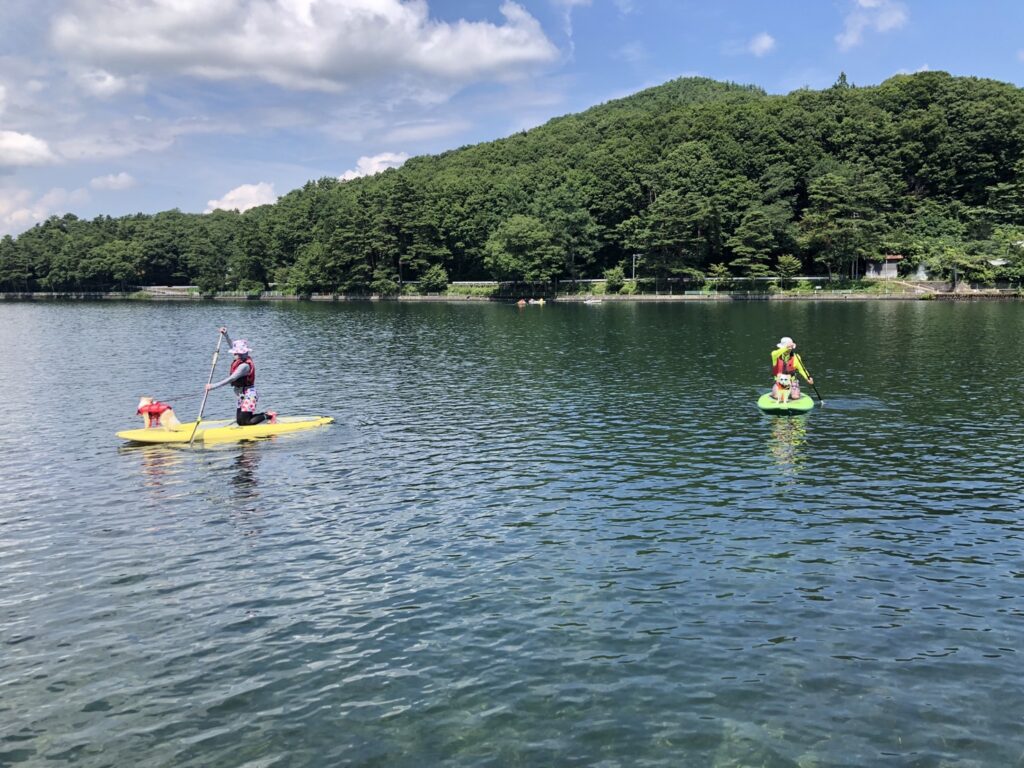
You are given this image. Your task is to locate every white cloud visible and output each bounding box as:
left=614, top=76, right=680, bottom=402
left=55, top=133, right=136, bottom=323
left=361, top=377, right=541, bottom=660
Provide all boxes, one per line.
left=56, top=117, right=230, bottom=162
left=615, top=42, right=648, bottom=64
left=90, top=172, right=136, bottom=190
left=722, top=33, right=775, bottom=58
left=747, top=32, right=776, bottom=57
left=381, top=120, right=470, bottom=143
left=205, top=182, right=277, bottom=213
left=836, top=0, right=908, bottom=51
left=39, top=186, right=89, bottom=210
left=873, top=3, right=907, bottom=31
left=0, top=186, right=89, bottom=236
left=52, top=0, right=560, bottom=92
left=0, top=130, right=57, bottom=167
left=74, top=68, right=141, bottom=98
left=895, top=63, right=930, bottom=75
left=0, top=188, right=38, bottom=234
left=57, top=133, right=175, bottom=162
left=340, top=152, right=409, bottom=180
left=0, top=84, right=6, bottom=116
left=552, top=0, right=591, bottom=44
left=613, top=0, right=635, bottom=13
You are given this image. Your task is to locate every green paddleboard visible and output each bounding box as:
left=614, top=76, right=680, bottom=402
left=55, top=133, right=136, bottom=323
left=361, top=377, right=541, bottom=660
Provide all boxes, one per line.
left=757, top=392, right=815, bottom=413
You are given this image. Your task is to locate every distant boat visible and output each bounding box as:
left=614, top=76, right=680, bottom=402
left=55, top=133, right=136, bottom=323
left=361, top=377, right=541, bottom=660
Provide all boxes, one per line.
left=583, top=298, right=602, bottom=304
left=528, top=298, right=546, bottom=305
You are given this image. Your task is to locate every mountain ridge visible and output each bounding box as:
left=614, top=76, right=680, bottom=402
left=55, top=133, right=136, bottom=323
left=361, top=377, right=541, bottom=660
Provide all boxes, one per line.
left=3, top=72, right=1024, bottom=292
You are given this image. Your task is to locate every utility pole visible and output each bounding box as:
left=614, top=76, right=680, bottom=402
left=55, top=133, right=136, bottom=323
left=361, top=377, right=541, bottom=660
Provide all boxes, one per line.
left=632, top=253, right=640, bottom=281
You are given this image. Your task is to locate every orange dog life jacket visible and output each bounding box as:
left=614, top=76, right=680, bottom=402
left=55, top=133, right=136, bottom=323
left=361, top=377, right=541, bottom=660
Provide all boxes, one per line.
left=138, top=401, right=173, bottom=427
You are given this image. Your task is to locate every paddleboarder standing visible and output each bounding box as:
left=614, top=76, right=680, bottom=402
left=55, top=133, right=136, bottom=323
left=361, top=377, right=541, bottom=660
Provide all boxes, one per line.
left=205, top=327, right=276, bottom=425
left=770, top=336, right=813, bottom=402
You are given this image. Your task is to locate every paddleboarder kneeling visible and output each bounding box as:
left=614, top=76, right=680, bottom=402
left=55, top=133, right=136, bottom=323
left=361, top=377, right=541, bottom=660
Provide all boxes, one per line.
left=205, top=328, right=277, bottom=425
left=771, top=336, right=813, bottom=402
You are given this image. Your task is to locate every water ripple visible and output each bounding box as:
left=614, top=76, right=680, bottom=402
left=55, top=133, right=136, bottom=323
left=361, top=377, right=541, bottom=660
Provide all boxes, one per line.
left=1, top=301, right=1023, bottom=766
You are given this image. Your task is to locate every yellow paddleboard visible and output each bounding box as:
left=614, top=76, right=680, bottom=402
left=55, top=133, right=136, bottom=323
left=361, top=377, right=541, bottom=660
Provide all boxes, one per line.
left=117, top=416, right=333, bottom=445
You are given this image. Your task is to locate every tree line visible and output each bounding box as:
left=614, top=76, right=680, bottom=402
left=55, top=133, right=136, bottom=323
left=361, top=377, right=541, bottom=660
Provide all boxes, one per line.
left=3, top=72, right=1024, bottom=294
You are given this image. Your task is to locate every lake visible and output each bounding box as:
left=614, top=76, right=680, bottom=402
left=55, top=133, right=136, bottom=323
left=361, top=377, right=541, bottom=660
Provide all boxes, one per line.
left=2, top=299, right=1023, bottom=767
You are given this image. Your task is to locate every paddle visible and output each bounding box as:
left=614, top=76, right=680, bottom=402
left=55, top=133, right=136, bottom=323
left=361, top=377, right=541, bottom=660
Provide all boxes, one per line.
left=800, top=359, right=825, bottom=407
left=189, top=330, right=225, bottom=446
left=808, top=378, right=825, bottom=406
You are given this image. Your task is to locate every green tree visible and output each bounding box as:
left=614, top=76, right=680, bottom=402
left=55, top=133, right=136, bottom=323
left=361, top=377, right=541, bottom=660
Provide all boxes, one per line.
left=285, top=241, right=333, bottom=295
left=80, top=239, right=143, bottom=290
left=418, top=264, right=449, bottom=294
left=987, top=158, right=1024, bottom=225
left=540, top=173, right=601, bottom=280
left=799, top=165, right=892, bottom=279
left=619, top=189, right=719, bottom=277
left=727, top=206, right=775, bottom=276
left=603, top=265, right=626, bottom=293
left=707, top=262, right=730, bottom=290
left=484, top=215, right=562, bottom=283
left=370, top=267, right=400, bottom=296
left=775, top=253, right=802, bottom=287
left=929, top=245, right=993, bottom=288
left=185, top=228, right=225, bottom=295
left=0, top=235, right=33, bottom=290
left=136, top=210, right=189, bottom=284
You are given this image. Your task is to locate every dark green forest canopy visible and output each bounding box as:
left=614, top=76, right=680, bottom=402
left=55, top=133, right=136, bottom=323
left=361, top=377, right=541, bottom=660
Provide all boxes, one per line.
left=4, top=72, right=1024, bottom=293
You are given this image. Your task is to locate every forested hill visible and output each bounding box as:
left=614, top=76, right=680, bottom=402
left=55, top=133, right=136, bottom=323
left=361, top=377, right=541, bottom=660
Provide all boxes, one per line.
left=3, top=72, right=1024, bottom=294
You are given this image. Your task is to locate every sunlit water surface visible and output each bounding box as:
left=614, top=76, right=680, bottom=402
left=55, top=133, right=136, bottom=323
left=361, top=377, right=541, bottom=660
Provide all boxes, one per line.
left=2, top=300, right=1023, bottom=767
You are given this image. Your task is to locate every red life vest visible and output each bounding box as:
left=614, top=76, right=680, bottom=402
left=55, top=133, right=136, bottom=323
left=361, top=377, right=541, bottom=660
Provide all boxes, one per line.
left=230, top=356, right=256, bottom=388
left=138, top=401, right=172, bottom=416
left=137, top=400, right=173, bottom=428
left=772, top=352, right=797, bottom=377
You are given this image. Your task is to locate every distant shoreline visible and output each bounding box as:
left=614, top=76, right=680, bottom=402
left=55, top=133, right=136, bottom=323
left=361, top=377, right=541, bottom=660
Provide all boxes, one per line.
left=1, top=290, right=1017, bottom=303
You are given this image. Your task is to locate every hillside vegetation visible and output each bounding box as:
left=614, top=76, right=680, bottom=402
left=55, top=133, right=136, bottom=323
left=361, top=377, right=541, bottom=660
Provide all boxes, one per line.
left=3, top=72, right=1024, bottom=294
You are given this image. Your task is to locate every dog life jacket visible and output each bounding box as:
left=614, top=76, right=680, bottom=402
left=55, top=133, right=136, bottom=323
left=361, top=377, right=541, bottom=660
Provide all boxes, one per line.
left=138, top=401, right=172, bottom=416
left=230, top=356, right=256, bottom=388
left=138, top=400, right=173, bottom=427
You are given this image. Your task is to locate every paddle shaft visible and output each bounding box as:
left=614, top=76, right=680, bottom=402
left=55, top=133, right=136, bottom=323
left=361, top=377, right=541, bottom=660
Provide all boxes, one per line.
left=802, top=364, right=825, bottom=406
left=189, top=331, right=225, bottom=445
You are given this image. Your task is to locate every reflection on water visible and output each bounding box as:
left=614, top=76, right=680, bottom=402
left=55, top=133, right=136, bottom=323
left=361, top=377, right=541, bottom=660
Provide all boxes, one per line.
left=120, top=440, right=263, bottom=508
left=120, top=444, right=188, bottom=495
left=230, top=442, right=262, bottom=498
left=767, top=414, right=807, bottom=475
left=223, top=443, right=264, bottom=538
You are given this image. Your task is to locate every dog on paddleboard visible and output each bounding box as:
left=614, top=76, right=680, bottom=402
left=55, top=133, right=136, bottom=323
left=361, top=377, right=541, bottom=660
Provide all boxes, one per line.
left=136, top=396, right=182, bottom=429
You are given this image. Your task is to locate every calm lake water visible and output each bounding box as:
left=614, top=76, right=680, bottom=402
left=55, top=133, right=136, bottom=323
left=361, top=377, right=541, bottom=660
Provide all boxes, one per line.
left=2, top=299, right=1023, bottom=767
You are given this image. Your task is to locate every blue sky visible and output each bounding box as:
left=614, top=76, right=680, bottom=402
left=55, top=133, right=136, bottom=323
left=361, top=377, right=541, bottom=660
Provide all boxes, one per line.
left=2, top=0, right=1023, bottom=235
